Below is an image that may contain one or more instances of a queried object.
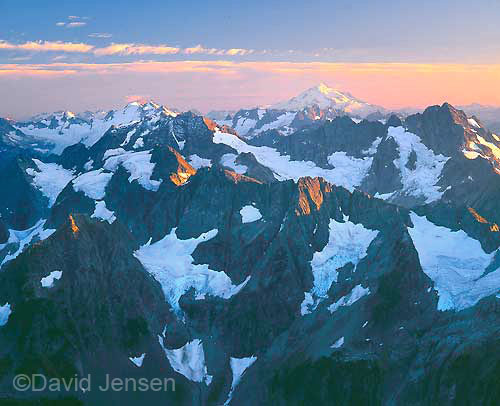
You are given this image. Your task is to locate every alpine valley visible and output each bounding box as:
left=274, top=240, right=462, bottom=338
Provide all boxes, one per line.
left=1, top=84, right=500, bottom=406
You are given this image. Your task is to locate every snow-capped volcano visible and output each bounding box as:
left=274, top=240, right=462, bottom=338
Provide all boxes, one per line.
left=271, top=83, right=385, bottom=117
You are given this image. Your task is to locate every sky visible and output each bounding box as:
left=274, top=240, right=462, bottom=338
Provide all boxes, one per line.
left=1, top=0, right=500, bottom=118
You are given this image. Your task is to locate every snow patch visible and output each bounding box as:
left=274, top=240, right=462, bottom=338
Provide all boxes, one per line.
left=331, top=337, right=344, bottom=348
left=132, top=137, right=144, bottom=149
left=0, top=303, right=12, bottom=327
left=463, top=150, right=480, bottom=160
left=468, top=118, right=480, bottom=128
left=221, top=153, right=247, bottom=174
left=103, top=150, right=162, bottom=191
left=476, top=135, right=500, bottom=160
left=362, top=137, right=382, bottom=155
left=408, top=212, right=500, bottom=311
left=328, top=284, right=370, bottom=313
left=121, top=128, right=137, bottom=146
left=326, top=152, right=373, bottom=188
left=1, top=220, right=55, bottom=266
left=240, top=205, right=262, bottom=223
left=40, top=270, right=62, bottom=288
left=134, top=228, right=250, bottom=315
left=129, top=353, right=146, bottom=368
left=301, top=216, right=378, bottom=315
left=234, top=117, right=257, bottom=136
left=224, top=356, right=257, bottom=405
left=253, top=112, right=297, bottom=135
left=91, top=201, right=116, bottom=224
left=386, top=126, right=449, bottom=203
left=188, top=154, right=212, bottom=169
left=26, top=159, right=74, bottom=207
left=72, top=169, right=113, bottom=200
left=159, top=338, right=212, bottom=385
left=103, top=148, right=126, bottom=159
left=83, top=159, right=93, bottom=171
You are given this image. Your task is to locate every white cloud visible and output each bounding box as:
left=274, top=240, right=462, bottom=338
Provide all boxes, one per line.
left=66, top=22, right=87, bottom=28
left=1, top=38, right=256, bottom=58
left=94, top=43, right=180, bottom=56
left=0, top=40, right=94, bottom=53
left=88, top=33, right=112, bottom=38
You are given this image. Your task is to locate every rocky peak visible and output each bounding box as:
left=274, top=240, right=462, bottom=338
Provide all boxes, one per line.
left=152, top=146, right=197, bottom=186
left=295, top=177, right=333, bottom=215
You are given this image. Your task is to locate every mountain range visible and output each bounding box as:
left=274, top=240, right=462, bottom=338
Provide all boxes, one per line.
left=0, top=84, right=499, bottom=405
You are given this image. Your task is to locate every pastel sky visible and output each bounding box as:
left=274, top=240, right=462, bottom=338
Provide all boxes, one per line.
left=2, top=0, right=500, bottom=118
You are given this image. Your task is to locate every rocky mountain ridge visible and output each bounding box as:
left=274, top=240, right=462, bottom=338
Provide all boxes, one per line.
left=0, top=96, right=499, bottom=405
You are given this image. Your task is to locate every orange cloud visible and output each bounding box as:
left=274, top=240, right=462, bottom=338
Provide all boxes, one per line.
left=125, top=94, right=151, bottom=103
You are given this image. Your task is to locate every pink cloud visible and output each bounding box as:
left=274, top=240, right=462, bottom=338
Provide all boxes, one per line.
left=125, top=94, right=151, bottom=104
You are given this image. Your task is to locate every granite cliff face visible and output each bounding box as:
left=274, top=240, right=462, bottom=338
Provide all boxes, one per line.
left=0, top=99, right=499, bottom=405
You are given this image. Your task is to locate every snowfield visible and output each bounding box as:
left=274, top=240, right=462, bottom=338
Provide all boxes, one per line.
left=253, top=112, right=297, bottom=135
left=15, top=102, right=176, bottom=154
left=103, top=150, right=162, bottom=191
left=301, top=216, right=378, bottom=315
left=72, top=169, right=113, bottom=200
left=1, top=220, right=55, bottom=266
left=214, top=131, right=374, bottom=191
left=134, top=228, right=250, bottom=316
left=221, top=153, right=247, bottom=174
left=26, top=159, right=74, bottom=207
left=408, top=212, right=500, bottom=311
left=234, top=117, right=257, bottom=136
left=188, top=154, right=212, bottom=169
left=224, top=355, right=257, bottom=405
left=386, top=126, right=449, bottom=203
left=159, top=338, right=212, bottom=385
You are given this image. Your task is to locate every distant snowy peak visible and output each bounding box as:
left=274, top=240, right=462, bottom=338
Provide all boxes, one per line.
left=101, top=101, right=178, bottom=123
left=14, top=100, right=179, bottom=154
left=28, top=110, right=78, bottom=122
left=206, top=110, right=237, bottom=121
left=271, top=83, right=385, bottom=117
